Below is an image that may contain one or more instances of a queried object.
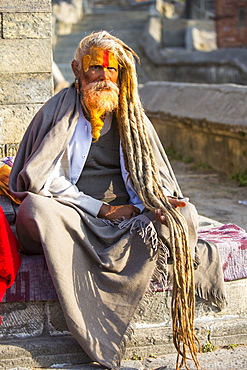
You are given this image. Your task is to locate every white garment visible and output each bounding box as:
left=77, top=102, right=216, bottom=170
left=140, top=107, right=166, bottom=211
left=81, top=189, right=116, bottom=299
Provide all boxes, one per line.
left=39, top=109, right=148, bottom=217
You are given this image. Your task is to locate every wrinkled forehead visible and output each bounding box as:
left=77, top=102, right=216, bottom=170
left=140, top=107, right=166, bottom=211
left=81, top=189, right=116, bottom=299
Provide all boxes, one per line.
left=82, top=46, right=118, bottom=72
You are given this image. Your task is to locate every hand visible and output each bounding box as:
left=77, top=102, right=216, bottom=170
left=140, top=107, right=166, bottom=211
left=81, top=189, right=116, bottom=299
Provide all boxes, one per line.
left=98, top=204, right=140, bottom=222
left=155, top=197, right=187, bottom=225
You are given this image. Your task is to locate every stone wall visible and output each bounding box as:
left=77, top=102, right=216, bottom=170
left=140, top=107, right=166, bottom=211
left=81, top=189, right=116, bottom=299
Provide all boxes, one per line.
left=140, top=11, right=247, bottom=85
left=215, top=0, right=247, bottom=48
left=139, top=82, right=247, bottom=176
left=0, top=0, right=53, bottom=158
left=52, top=0, right=85, bottom=45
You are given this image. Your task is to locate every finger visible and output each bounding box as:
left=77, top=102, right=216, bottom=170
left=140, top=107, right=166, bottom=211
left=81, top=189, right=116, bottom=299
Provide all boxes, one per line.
left=169, top=198, right=187, bottom=208
left=154, top=209, right=162, bottom=221
left=132, top=207, right=140, bottom=217
left=154, top=209, right=167, bottom=225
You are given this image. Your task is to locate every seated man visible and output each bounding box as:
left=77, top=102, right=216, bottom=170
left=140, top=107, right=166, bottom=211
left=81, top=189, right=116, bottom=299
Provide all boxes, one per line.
left=9, top=31, right=224, bottom=369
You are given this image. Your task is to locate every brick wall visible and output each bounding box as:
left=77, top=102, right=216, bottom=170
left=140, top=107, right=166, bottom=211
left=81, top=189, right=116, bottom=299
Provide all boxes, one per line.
left=215, top=0, right=247, bottom=48
left=0, top=0, right=53, bottom=157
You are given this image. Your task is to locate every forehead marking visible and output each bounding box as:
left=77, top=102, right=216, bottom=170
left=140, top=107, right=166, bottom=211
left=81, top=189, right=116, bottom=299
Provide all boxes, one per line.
left=103, top=50, right=109, bottom=68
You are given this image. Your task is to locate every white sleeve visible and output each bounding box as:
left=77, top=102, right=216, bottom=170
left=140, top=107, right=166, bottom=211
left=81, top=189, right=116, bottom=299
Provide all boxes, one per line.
left=119, top=144, right=172, bottom=213
left=39, top=175, right=103, bottom=217
left=38, top=110, right=103, bottom=217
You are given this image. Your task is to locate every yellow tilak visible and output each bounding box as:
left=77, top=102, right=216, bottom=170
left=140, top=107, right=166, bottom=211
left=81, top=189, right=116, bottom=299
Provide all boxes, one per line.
left=82, top=47, right=118, bottom=72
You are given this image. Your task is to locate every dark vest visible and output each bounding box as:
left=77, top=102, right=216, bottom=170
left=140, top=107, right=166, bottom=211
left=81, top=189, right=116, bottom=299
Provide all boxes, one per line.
left=76, top=119, right=130, bottom=206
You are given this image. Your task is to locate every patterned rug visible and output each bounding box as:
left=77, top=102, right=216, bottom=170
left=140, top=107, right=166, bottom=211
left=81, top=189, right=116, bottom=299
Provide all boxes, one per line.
left=198, top=224, right=247, bottom=281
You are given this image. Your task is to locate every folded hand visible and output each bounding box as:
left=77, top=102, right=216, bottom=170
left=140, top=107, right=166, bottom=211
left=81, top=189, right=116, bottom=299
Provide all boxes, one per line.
left=98, top=204, right=140, bottom=222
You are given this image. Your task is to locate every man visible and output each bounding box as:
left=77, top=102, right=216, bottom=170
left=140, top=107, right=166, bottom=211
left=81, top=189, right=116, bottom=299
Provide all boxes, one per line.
left=10, top=31, right=225, bottom=369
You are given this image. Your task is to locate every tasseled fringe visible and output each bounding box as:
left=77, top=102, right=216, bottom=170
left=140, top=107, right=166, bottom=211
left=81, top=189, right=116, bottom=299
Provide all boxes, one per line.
left=111, top=324, right=135, bottom=370
left=103, top=215, right=170, bottom=288
left=195, top=286, right=228, bottom=310
left=103, top=214, right=168, bottom=252
left=117, top=214, right=161, bottom=250
left=151, top=237, right=170, bottom=289
left=193, top=252, right=201, bottom=270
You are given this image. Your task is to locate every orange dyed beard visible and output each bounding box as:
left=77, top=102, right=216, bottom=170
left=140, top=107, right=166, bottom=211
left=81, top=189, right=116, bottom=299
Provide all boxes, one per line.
left=81, top=80, right=119, bottom=141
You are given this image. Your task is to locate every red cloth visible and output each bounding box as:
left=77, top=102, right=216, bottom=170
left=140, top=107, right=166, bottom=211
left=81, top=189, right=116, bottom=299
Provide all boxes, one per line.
left=0, top=207, right=21, bottom=302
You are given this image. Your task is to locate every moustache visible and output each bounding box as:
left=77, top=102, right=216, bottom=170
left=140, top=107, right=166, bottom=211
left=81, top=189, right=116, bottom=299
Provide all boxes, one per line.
left=87, top=80, right=119, bottom=93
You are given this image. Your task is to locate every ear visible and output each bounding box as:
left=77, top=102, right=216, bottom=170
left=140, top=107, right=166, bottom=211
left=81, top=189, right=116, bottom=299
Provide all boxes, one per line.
left=71, top=60, right=80, bottom=77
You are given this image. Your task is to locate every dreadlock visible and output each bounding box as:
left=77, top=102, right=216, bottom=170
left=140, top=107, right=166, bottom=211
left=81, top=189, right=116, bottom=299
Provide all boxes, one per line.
left=74, top=31, right=201, bottom=370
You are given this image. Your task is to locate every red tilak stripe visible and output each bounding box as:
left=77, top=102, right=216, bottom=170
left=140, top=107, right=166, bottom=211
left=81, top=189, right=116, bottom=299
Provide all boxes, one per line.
left=103, top=50, right=109, bottom=68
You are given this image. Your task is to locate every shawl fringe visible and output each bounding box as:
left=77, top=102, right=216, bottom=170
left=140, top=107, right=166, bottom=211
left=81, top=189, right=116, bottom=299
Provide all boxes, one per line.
left=103, top=215, right=170, bottom=288
left=103, top=214, right=167, bottom=252
left=195, top=286, right=228, bottom=311
left=111, top=324, right=135, bottom=370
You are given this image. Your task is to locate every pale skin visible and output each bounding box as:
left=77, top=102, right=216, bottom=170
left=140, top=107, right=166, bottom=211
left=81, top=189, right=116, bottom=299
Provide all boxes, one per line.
left=71, top=58, right=187, bottom=224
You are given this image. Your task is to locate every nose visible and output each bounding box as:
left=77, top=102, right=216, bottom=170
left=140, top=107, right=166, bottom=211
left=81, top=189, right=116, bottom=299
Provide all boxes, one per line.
left=99, top=68, right=109, bottom=80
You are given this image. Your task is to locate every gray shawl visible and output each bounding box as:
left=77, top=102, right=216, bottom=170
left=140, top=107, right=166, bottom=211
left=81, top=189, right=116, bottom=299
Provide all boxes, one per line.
left=10, top=85, right=180, bottom=201
left=9, top=85, right=226, bottom=368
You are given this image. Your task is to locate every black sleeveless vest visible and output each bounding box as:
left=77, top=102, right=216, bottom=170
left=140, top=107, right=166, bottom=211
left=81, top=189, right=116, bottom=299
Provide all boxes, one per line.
left=76, top=119, right=129, bottom=206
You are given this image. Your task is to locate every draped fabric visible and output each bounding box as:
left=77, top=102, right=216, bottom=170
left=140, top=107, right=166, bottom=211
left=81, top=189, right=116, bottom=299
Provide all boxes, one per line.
left=9, top=85, right=226, bottom=367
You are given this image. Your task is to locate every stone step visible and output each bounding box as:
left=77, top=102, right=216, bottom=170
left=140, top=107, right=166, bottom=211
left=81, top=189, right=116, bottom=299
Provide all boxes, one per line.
left=90, top=0, right=133, bottom=13
left=0, top=336, right=91, bottom=369
left=1, top=277, right=247, bottom=369
left=53, top=7, right=150, bottom=84
left=1, top=185, right=247, bottom=369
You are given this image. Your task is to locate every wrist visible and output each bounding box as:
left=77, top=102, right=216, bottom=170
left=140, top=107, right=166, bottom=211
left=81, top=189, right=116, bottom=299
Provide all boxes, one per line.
left=98, top=203, right=111, bottom=218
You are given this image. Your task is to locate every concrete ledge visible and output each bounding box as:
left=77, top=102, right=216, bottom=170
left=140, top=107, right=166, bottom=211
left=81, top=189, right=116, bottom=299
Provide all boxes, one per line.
left=2, top=13, right=52, bottom=39
left=127, top=0, right=155, bottom=8
left=0, top=336, right=91, bottom=369
left=1, top=279, right=247, bottom=368
left=0, top=104, right=43, bottom=144
left=52, top=0, right=85, bottom=43
left=1, top=40, right=52, bottom=74
left=139, top=81, right=247, bottom=175
left=139, top=15, right=247, bottom=84
left=0, top=74, right=53, bottom=105
left=0, top=0, right=52, bottom=12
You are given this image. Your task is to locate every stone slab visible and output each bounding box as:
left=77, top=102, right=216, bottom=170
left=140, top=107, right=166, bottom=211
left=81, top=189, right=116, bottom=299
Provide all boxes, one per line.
left=0, top=104, right=43, bottom=144
left=0, top=39, right=52, bottom=74
left=186, top=26, right=216, bottom=51
left=53, top=0, right=83, bottom=24
left=2, top=270, right=247, bottom=337
left=15, top=345, right=247, bottom=370
left=0, top=336, right=91, bottom=369
left=139, top=82, right=247, bottom=174
left=0, top=302, right=45, bottom=340
left=139, top=81, right=247, bottom=128
left=144, top=114, right=247, bottom=175
left=0, top=73, right=52, bottom=104
left=161, top=19, right=215, bottom=48
left=140, top=16, right=247, bottom=84
left=2, top=13, right=52, bottom=39
left=0, top=316, right=246, bottom=369
left=0, top=0, right=51, bottom=12
left=210, top=319, right=247, bottom=345
left=0, top=301, right=70, bottom=340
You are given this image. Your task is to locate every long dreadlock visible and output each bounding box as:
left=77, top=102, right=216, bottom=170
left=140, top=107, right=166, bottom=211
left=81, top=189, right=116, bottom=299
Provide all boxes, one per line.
left=74, top=31, right=201, bottom=370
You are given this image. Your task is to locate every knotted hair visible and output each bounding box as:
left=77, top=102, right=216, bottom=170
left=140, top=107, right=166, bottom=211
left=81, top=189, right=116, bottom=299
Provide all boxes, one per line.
left=74, top=31, right=201, bottom=370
